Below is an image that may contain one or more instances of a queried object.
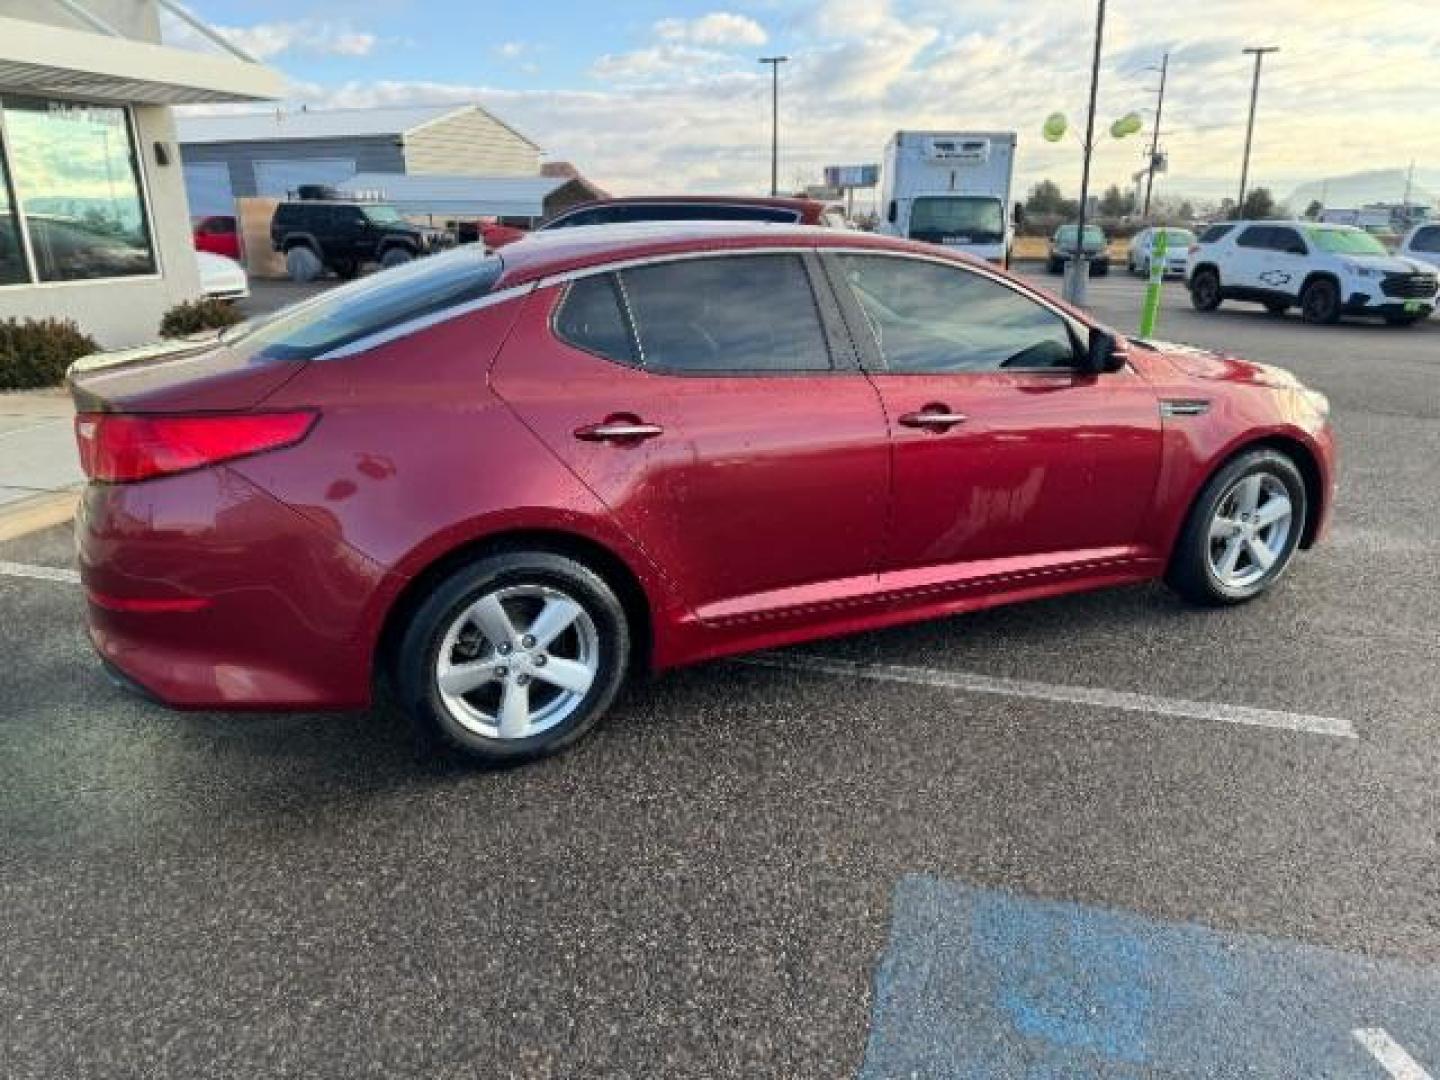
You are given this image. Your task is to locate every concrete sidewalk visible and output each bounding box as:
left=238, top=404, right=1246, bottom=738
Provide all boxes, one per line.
left=0, top=389, right=81, bottom=507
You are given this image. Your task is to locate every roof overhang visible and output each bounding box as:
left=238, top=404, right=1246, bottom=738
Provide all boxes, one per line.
left=0, top=15, right=284, bottom=105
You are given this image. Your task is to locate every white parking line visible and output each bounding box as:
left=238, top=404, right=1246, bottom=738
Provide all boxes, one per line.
left=1355, top=1029, right=1435, bottom=1080
left=739, top=653, right=1356, bottom=739
left=0, top=560, right=81, bottom=584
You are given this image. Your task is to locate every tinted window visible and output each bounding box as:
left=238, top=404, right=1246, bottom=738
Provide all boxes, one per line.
left=1270, top=227, right=1306, bottom=254
left=554, top=274, right=637, bottom=365
left=1412, top=227, right=1440, bottom=254
left=910, top=197, right=1004, bottom=244
left=838, top=255, right=1077, bottom=373
left=620, top=254, right=830, bottom=373
left=1199, top=223, right=1235, bottom=243
left=1236, top=226, right=1273, bottom=249
left=226, top=245, right=503, bottom=362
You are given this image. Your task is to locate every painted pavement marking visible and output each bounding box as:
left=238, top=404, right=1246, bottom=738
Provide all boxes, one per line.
left=1356, top=1028, right=1436, bottom=1080
left=0, top=560, right=81, bottom=584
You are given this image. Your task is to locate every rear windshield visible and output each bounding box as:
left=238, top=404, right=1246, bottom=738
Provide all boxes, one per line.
left=909, top=197, right=1004, bottom=244
left=1160, top=228, right=1197, bottom=245
left=224, top=246, right=504, bottom=362
left=1305, top=226, right=1389, bottom=256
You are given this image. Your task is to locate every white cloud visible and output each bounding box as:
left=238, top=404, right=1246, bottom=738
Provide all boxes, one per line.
left=654, top=12, right=769, bottom=47
left=239, top=0, right=1440, bottom=208
left=217, top=20, right=377, bottom=60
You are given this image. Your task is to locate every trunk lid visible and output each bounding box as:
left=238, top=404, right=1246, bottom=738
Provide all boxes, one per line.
left=67, top=335, right=305, bottom=414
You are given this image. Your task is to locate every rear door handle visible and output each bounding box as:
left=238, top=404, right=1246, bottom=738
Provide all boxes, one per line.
left=574, top=420, right=665, bottom=443
left=898, top=405, right=969, bottom=432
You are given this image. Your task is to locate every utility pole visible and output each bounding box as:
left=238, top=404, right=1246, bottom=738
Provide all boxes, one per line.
left=1237, top=46, right=1279, bottom=217
left=758, top=56, right=789, bottom=196
left=1063, top=0, right=1106, bottom=305
left=1141, top=52, right=1168, bottom=219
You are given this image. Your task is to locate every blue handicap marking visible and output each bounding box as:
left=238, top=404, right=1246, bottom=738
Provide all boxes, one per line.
left=862, top=876, right=1440, bottom=1078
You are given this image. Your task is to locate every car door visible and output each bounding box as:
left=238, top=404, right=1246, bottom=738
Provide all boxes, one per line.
left=1253, top=225, right=1308, bottom=297
left=1227, top=225, right=1274, bottom=291
left=821, top=251, right=1163, bottom=577
left=491, top=251, right=892, bottom=623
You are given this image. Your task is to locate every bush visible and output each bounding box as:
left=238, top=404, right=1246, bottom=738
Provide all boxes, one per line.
left=0, top=318, right=98, bottom=391
left=159, top=297, right=243, bottom=339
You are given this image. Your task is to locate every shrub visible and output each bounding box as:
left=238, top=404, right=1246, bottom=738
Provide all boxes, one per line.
left=159, top=297, right=243, bottom=339
left=0, top=318, right=98, bottom=391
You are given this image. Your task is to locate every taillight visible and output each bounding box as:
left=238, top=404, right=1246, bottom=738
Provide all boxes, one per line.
left=75, top=411, right=317, bottom=483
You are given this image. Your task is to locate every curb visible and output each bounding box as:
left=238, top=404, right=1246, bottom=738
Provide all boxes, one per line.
left=0, top=489, right=80, bottom=544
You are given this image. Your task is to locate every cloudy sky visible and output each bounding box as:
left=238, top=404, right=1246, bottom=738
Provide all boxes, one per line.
left=176, top=0, right=1440, bottom=209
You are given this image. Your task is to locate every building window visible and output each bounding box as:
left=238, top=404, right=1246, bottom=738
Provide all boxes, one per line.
left=0, top=145, right=24, bottom=286
left=0, top=96, right=156, bottom=284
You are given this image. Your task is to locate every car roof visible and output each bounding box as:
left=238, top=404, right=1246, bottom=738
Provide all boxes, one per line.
left=492, top=220, right=974, bottom=287
left=560, top=194, right=826, bottom=212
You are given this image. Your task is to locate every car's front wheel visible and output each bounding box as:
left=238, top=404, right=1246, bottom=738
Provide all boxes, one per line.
left=1166, top=448, right=1307, bottom=605
left=395, top=552, right=631, bottom=763
left=1190, top=267, right=1222, bottom=311
left=1300, top=277, right=1341, bottom=324
left=379, top=246, right=415, bottom=270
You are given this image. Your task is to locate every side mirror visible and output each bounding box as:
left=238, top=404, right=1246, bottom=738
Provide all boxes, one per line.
left=887, top=200, right=897, bottom=224
left=1082, top=328, right=1126, bottom=374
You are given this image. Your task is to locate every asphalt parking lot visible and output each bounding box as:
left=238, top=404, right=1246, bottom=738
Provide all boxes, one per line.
left=3, top=274, right=1438, bottom=1077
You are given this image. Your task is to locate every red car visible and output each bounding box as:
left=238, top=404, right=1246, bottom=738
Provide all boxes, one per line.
left=69, top=223, right=1336, bottom=763
left=192, top=214, right=241, bottom=261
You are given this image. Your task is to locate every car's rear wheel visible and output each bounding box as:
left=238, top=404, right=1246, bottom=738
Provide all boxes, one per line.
left=1300, top=277, right=1341, bottom=324
left=1166, top=448, right=1307, bottom=605
left=395, top=552, right=630, bottom=763
left=1046, top=256, right=1062, bottom=274
left=285, top=244, right=322, bottom=283
left=1190, top=267, right=1222, bottom=311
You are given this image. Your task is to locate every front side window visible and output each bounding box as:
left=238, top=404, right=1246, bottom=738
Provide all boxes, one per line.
left=1269, top=227, right=1306, bottom=254
left=838, top=254, right=1077, bottom=373
left=363, top=205, right=404, bottom=225
left=909, top=197, right=1004, bottom=244
left=620, top=254, right=831, bottom=373
left=2, top=96, right=155, bottom=282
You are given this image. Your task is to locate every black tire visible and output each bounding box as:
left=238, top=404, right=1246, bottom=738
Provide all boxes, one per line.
left=1091, top=259, right=1110, bottom=277
left=284, top=244, right=322, bottom=283
left=1189, top=267, right=1222, bottom=312
left=1046, top=256, right=1062, bottom=274
left=379, top=246, right=415, bottom=270
left=1166, top=448, right=1308, bottom=606
left=1263, top=300, right=1289, bottom=316
left=330, top=258, right=359, bottom=280
left=1299, top=277, right=1341, bottom=324
left=394, top=552, right=631, bottom=764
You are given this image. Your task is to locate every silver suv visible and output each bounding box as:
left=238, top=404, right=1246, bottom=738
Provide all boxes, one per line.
left=1187, top=220, right=1437, bottom=326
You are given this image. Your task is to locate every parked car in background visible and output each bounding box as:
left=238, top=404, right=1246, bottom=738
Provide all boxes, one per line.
left=1187, top=220, right=1437, bottom=325
left=1128, top=227, right=1197, bottom=278
left=69, top=222, right=1335, bottom=766
left=533, top=195, right=843, bottom=235
left=1047, top=224, right=1110, bottom=276
left=270, top=198, right=449, bottom=282
left=195, top=251, right=248, bottom=302
left=1398, top=221, right=1440, bottom=275
left=192, top=214, right=241, bottom=261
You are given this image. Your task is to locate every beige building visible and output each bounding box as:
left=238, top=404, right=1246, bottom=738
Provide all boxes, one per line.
left=0, top=0, right=283, bottom=346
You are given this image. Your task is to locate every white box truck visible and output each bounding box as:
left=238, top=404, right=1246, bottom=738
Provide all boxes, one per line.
left=878, top=131, right=1018, bottom=265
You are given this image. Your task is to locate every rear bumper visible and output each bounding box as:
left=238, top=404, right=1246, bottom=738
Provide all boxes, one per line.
left=78, top=467, right=392, bottom=711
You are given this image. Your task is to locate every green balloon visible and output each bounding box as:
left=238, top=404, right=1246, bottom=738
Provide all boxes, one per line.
left=1042, top=112, right=1068, bottom=142
left=1111, top=112, right=1143, bottom=138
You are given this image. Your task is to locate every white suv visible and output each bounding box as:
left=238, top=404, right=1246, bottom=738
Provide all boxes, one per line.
left=1398, top=221, right=1440, bottom=276
left=1187, top=220, right=1438, bottom=326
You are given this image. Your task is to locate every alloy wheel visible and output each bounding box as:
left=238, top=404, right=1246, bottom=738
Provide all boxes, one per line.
left=435, top=584, right=599, bottom=740
left=1206, top=473, right=1294, bottom=590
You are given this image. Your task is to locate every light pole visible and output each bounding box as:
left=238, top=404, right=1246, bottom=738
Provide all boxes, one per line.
left=758, top=56, right=789, bottom=196
left=1142, top=52, right=1168, bottom=219
left=1237, top=46, right=1279, bottom=217
left=1063, top=0, right=1107, bottom=305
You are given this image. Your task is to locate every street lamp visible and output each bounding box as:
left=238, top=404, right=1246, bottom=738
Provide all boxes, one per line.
left=758, top=56, right=789, bottom=197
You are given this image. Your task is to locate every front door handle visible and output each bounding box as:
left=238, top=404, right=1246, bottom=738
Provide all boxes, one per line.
left=898, top=405, right=969, bottom=432
left=574, top=419, right=665, bottom=443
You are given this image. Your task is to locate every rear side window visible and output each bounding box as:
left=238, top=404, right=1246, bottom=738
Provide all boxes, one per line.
left=1411, top=226, right=1440, bottom=254
left=1199, top=223, right=1235, bottom=244
left=554, top=275, right=637, bottom=366
left=620, top=254, right=831, bottom=373
left=226, top=246, right=504, bottom=362
left=1236, top=226, right=1272, bottom=249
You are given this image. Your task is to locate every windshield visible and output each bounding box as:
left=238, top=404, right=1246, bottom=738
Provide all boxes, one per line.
left=363, top=205, right=405, bottom=225
left=1055, top=225, right=1105, bottom=246
left=1161, top=228, right=1197, bottom=245
left=909, top=197, right=1004, bottom=244
left=1306, top=226, right=1389, bottom=256
left=224, top=246, right=504, bottom=362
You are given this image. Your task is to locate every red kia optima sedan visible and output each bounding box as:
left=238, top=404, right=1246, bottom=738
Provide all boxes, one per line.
left=69, top=223, right=1336, bottom=763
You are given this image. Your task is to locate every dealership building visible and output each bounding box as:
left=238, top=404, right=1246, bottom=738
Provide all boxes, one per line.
left=0, top=0, right=283, bottom=346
